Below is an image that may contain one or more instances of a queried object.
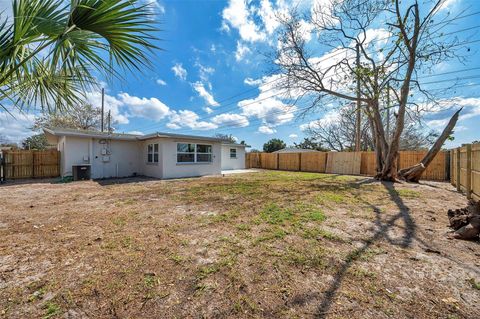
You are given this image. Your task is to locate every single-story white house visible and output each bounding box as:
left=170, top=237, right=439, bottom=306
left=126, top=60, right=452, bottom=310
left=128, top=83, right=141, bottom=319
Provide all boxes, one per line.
left=43, top=128, right=247, bottom=180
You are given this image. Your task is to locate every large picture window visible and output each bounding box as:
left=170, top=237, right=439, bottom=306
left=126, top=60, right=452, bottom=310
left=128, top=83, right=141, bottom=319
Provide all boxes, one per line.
left=177, top=143, right=212, bottom=163
left=147, top=143, right=159, bottom=163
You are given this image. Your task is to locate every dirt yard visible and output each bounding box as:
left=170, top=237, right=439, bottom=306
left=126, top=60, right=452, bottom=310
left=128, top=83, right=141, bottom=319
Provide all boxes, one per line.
left=1, top=171, right=479, bottom=318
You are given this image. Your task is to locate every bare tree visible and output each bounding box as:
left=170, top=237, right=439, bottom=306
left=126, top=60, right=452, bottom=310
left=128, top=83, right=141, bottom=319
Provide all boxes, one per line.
left=273, top=0, right=463, bottom=180
left=33, top=104, right=116, bottom=132
left=304, top=103, right=438, bottom=151
left=303, top=103, right=373, bottom=151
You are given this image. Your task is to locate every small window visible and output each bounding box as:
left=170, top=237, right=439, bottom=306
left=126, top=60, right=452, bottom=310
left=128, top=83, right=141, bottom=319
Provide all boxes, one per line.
left=230, top=148, right=237, bottom=159
left=147, top=143, right=159, bottom=163
left=176, top=143, right=212, bottom=163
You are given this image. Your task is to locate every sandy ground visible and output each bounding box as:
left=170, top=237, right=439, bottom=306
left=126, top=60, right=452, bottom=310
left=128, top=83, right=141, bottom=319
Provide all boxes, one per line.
left=0, top=171, right=479, bottom=319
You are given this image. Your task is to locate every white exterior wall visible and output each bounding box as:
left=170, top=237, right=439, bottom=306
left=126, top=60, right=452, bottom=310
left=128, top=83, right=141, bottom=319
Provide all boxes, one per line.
left=91, top=139, right=142, bottom=179
left=139, top=138, right=163, bottom=178
left=61, top=136, right=90, bottom=177
left=161, top=138, right=221, bottom=179
left=221, top=145, right=246, bottom=170
left=58, top=136, right=66, bottom=176
left=60, top=136, right=141, bottom=178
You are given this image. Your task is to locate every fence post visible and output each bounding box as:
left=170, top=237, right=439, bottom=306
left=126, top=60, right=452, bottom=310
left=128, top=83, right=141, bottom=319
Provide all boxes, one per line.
left=276, top=153, right=279, bottom=170
left=456, top=148, right=461, bottom=192
left=298, top=153, right=302, bottom=171
left=466, top=144, right=472, bottom=199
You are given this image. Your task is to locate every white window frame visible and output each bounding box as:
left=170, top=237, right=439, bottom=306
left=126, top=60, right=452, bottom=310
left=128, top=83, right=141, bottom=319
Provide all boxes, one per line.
left=177, top=143, right=212, bottom=164
left=230, top=148, right=237, bottom=159
left=147, top=143, right=159, bottom=163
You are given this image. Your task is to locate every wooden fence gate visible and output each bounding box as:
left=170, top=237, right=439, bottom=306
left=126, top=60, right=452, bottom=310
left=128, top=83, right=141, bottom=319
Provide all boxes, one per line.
left=1, top=149, right=60, bottom=179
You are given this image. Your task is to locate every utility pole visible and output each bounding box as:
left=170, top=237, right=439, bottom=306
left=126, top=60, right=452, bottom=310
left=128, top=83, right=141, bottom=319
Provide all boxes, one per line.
left=101, top=88, right=105, bottom=132
left=107, top=110, right=111, bottom=133
left=386, top=84, right=390, bottom=143
left=355, top=43, right=361, bottom=152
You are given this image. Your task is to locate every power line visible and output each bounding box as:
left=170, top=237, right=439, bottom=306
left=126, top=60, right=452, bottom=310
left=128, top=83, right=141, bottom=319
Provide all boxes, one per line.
left=126, top=14, right=480, bottom=133
left=129, top=14, right=480, bottom=132
left=135, top=59, right=480, bottom=134
left=193, top=74, right=480, bottom=133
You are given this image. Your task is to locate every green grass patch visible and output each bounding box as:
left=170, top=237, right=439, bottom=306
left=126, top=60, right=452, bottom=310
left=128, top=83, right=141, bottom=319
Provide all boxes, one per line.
left=302, top=227, right=343, bottom=241
left=297, top=203, right=326, bottom=222
left=112, top=216, right=127, bottom=227
left=197, top=264, right=220, bottom=279
left=259, top=203, right=293, bottom=225
left=349, top=266, right=377, bottom=278
left=284, top=247, right=326, bottom=268
left=346, top=247, right=385, bottom=263
left=236, top=223, right=251, bottom=231
left=43, top=302, right=60, bottom=319
left=254, top=227, right=288, bottom=245
left=316, top=191, right=346, bottom=204
left=394, top=189, right=421, bottom=198
left=469, top=278, right=480, bottom=290
left=144, top=274, right=157, bottom=288
left=170, top=254, right=186, bottom=264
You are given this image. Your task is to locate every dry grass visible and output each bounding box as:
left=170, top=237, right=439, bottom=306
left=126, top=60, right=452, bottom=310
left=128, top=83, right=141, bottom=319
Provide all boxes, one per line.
left=0, top=171, right=479, bottom=318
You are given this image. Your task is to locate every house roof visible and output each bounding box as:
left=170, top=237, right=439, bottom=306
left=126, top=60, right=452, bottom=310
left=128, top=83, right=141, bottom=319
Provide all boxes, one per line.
left=221, top=142, right=249, bottom=148
left=273, top=148, right=320, bottom=153
left=43, top=128, right=246, bottom=146
left=43, top=128, right=139, bottom=141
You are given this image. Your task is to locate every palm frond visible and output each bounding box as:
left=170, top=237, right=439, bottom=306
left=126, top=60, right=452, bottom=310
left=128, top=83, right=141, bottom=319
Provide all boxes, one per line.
left=0, top=0, right=160, bottom=114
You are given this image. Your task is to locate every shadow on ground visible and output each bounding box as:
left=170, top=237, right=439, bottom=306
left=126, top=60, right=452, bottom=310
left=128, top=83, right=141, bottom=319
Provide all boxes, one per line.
left=315, top=181, right=418, bottom=318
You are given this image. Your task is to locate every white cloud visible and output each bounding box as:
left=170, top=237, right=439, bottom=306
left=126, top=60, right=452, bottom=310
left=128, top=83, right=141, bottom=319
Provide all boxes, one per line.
left=172, top=63, right=187, bottom=81
left=244, top=77, right=262, bottom=86
left=300, top=110, right=340, bottom=131
left=142, top=0, right=165, bottom=14
left=289, top=133, right=298, bottom=138
left=439, top=0, right=459, bottom=11
left=192, top=81, right=219, bottom=107
left=85, top=91, right=130, bottom=125
left=222, top=0, right=267, bottom=42
left=127, top=130, right=145, bottom=135
left=238, top=74, right=296, bottom=129
left=167, top=110, right=218, bottom=131
left=203, top=106, right=214, bottom=114
left=196, top=63, right=215, bottom=82
left=166, top=122, right=181, bottom=130
left=425, top=97, right=480, bottom=128
left=156, top=79, right=167, bottom=86
left=212, top=113, right=249, bottom=127
left=0, top=110, right=36, bottom=143
left=235, top=41, right=251, bottom=61
left=119, top=93, right=170, bottom=122
left=259, top=125, right=276, bottom=134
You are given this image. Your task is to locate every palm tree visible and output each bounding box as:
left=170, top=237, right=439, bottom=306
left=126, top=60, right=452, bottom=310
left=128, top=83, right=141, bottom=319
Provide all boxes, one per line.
left=0, top=0, right=158, bottom=114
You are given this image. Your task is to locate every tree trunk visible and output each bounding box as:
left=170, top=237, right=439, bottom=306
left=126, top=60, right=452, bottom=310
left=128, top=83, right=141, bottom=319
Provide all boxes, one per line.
left=398, top=107, right=463, bottom=182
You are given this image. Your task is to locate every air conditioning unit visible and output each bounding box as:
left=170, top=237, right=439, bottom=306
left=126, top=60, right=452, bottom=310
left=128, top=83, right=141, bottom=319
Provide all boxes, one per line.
left=72, top=165, right=91, bottom=181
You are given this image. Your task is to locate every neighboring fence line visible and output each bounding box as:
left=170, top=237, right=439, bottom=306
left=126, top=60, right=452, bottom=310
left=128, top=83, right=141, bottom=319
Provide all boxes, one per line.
left=450, top=143, right=479, bottom=201
left=246, top=150, right=448, bottom=181
left=1, top=149, right=60, bottom=179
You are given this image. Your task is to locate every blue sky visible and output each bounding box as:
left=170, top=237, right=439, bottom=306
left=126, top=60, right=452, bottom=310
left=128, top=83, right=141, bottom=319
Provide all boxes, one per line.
left=0, top=0, right=479, bottom=150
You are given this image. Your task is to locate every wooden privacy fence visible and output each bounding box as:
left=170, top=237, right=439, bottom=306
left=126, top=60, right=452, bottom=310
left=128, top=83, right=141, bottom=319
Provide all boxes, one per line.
left=1, top=149, right=60, bottom=179
left=450, top=143, right=480, bottom=201
left=246, top=150, right=448, bottom=181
